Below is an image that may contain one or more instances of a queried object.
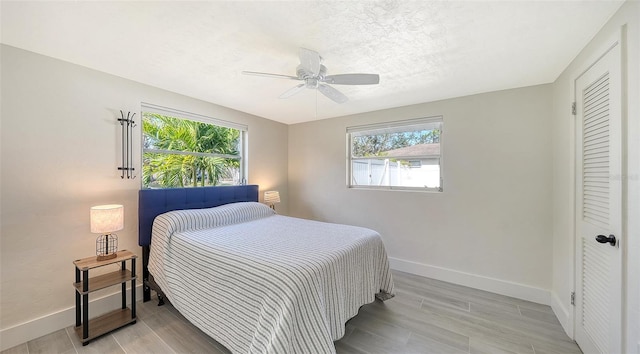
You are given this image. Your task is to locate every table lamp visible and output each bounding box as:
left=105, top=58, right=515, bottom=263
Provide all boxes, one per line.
left=264, top=191, right=280, bottom=210
left=90, top=204, right=123, bottom=261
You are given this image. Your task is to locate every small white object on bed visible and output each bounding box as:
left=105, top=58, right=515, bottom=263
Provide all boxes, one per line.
left=148, top=202, right=394, bottom=354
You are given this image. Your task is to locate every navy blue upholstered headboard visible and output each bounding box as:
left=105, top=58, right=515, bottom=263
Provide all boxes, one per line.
left=138, top=185, right=259, bottom=246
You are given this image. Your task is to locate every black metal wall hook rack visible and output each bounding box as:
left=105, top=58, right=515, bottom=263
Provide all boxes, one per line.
left=118, top=110, right=136, bottom=179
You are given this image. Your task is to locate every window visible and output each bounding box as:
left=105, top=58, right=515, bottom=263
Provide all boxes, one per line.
left=347, top=116, right=442, bottom=191
left=141, top=103, right=247, bottom=189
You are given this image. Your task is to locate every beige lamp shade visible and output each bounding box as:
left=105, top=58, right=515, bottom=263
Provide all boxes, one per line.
left=90, top=204, right=124, bottom=233
left=264, top=191, right=281, bottom=205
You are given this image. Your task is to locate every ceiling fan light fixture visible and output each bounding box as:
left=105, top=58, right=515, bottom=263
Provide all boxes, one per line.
left=305, top=78, right=319, bottom=89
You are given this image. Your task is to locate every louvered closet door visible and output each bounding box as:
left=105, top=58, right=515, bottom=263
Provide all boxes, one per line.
left=574, top=39, right=622, bottom=354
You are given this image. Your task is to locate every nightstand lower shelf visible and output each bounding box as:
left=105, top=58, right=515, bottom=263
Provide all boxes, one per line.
left=74, top=308, right=136, bottom=343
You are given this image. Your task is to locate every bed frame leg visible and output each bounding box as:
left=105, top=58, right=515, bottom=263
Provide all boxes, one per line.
left=142, top=246, right=151, bottom=302
left=157, top=294, right=165, bottom=306
left=143, top=285, right=151, bottom=302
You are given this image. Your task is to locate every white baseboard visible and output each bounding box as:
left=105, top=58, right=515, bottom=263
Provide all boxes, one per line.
left=550, top=290, right=573, bottom=339
left=389, top=257, right=551, bottom=305
left=0, top=285, right=143, bottom=351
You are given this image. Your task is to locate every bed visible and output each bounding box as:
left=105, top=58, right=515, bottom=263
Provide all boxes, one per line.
left=139, top=185, right=394, bottom=354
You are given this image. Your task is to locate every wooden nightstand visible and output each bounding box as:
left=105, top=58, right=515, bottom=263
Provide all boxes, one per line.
left=73, top=250, right=137, bottom=345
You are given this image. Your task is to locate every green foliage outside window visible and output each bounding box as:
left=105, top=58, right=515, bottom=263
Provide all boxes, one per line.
left=142, top=113, right=241, bottom=188
left=352, top=129, right=440, bottom=157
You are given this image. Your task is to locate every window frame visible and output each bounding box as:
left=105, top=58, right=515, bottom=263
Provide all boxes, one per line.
left=346, top=116, right=443, bottom=192
left=140, top=103, right=248, bottom=189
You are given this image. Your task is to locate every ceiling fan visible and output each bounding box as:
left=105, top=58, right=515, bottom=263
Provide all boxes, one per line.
left=242, top=48, right=379, bottom=104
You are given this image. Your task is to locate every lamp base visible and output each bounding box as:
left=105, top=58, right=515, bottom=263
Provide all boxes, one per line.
left=96, top=233, right=118, bottom=261
left=96, top=252, right=117, bottom=261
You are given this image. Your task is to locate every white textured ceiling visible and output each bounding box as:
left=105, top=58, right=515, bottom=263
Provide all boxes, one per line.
left=1, top=1, right=624, bottom=124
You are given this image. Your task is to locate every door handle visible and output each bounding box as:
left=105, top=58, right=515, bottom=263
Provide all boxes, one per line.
left=596, top=234, right=617, bottom=246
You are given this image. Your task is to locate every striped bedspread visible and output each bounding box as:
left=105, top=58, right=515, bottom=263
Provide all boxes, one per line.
left=148, top=202, right=395, bottom=354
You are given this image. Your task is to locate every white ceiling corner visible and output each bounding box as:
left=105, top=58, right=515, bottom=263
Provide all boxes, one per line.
left=0, top=1, right=625, bottom=124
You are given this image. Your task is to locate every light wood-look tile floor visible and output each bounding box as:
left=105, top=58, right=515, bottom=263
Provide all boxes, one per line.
left=2, top=271, right=582, bottom=354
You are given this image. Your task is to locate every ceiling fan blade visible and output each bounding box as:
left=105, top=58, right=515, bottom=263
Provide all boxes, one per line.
left=279, top=84, right=306, bottom=99
left=298, top=48, right=321, bottom=76
left=318, top=84, right=348, bottom=104
left=242, top=71, right=299, bottom=80
left=323, top=73, right=380, bottom=85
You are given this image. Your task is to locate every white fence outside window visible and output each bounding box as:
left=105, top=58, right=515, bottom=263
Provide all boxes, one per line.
left=351, top=158, right=440, bottom=189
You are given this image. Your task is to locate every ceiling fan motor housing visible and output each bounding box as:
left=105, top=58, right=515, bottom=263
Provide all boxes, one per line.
left=297, top=64, right=327, bottom=79
left=297, top=64, right=327, bottom=89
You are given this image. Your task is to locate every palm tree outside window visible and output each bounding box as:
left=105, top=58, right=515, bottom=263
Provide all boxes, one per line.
left=141, top=109, right=245, bottom=189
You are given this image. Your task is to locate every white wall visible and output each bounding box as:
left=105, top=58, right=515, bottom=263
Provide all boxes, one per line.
left=289, top=85, right=554, bottom=303
left=550, top=2, right=640, bottom=352
left=0, top=44, right=289, bottom=349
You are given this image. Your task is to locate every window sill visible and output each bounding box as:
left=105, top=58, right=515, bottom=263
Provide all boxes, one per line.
left=347, top=185, right=442, bottom=193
